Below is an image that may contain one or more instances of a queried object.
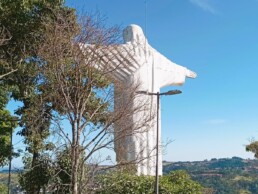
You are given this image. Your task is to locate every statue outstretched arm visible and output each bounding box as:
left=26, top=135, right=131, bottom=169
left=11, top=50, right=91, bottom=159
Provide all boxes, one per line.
left=151, top=48, right=197, bottom=88
left=186, top=69, right=197, bottom=79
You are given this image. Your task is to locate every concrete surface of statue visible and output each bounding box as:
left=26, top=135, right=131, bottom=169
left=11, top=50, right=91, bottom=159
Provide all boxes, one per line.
left=80, top=24, right=196, bottom=176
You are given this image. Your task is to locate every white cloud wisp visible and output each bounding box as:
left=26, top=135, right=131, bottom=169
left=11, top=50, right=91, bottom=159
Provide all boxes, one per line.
left=189, top=0, right=217, bottom=14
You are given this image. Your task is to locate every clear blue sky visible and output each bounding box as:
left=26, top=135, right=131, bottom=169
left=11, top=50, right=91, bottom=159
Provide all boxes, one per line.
left=8, top=0, right=258, bottom=168
left=65, top=0, right=258, bottom=162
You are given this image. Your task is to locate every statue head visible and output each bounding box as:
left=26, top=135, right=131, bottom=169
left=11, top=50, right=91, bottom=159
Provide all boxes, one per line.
left=123, top=24, right=147, bottom=44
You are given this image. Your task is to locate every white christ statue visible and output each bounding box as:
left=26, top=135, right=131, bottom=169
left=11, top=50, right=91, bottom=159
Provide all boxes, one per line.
left=80, top=24, right=196, bottom=176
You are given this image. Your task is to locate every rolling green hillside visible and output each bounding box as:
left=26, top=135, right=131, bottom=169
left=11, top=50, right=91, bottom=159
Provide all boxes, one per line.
left=164, top=157, right=258, bottom=194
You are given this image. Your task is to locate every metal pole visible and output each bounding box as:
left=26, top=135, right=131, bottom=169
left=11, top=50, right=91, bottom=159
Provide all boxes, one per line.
left=136, top=89, right=181, bottom=194
left=8, top=126, right=13, bottom=194
left=155, top=93, right=159, bottom=194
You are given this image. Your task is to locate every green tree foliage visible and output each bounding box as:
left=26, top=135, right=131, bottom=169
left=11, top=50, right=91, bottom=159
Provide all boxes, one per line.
left=19, top=154, right=53, bottom=193
left=52, top=148, right=72, bottom=194
left=0, top=0, right=55, bottom=157
left=0, top=0, right=71, bottom=154
left=0, top=1, right=73, bottom=193
left=95, top=170, right=203, bottom=194
left=19, top=146, right=89, bottom=193
left=0, top=109, right=15, bottom=166
left=246, top=141, right=258, bottom=158
left=0, top=83, right=18, bottom=166
left=0, top=183, right=8, bottom=194
left=0, top=0, right=64, bottom=76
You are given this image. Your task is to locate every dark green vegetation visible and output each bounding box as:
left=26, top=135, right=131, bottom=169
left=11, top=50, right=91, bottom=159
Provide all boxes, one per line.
left=246, top=141, right=258, bottom=158
left=164, top=157, right=258, bottom=194
left=0, top=169, right=203, bottom=194
left=96, top=170, right=202, bottom=194
left=0, top=172, right=20, bottom=193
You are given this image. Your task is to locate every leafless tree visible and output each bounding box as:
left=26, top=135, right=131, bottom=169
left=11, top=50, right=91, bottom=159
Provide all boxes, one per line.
left=36, top=11, right=155, bottom=194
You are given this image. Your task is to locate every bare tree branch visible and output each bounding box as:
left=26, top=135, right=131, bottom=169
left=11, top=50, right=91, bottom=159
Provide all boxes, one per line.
left=30, top=10, right=155, bottom=194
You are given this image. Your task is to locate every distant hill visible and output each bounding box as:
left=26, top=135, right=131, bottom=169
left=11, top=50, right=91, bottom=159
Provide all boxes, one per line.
left=163, top=157, right=258, bottom=194
left=0, top=168, right=22, bottom=174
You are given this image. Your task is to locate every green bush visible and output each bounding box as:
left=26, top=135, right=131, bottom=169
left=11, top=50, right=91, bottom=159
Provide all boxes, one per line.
left=95, top=170, right=202, bottom=194
left=0, top=183, right=8, bottom=194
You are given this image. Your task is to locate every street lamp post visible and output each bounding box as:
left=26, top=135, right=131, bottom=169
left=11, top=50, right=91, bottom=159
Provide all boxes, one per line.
left=136, top=90, right=182, bottom=194
left=7, top=125, right=13, bottom=194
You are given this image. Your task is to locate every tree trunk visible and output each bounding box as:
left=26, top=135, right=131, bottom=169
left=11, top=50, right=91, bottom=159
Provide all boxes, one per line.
left=71, top=145, right=79, bottom=194
left=71, top=122, right=80, bottom=194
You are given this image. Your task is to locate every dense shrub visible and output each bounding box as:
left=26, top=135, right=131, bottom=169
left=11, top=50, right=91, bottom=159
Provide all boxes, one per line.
left=0, top=183, right=8, bottom=194
left=95, top=170, right=202, bottom=194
